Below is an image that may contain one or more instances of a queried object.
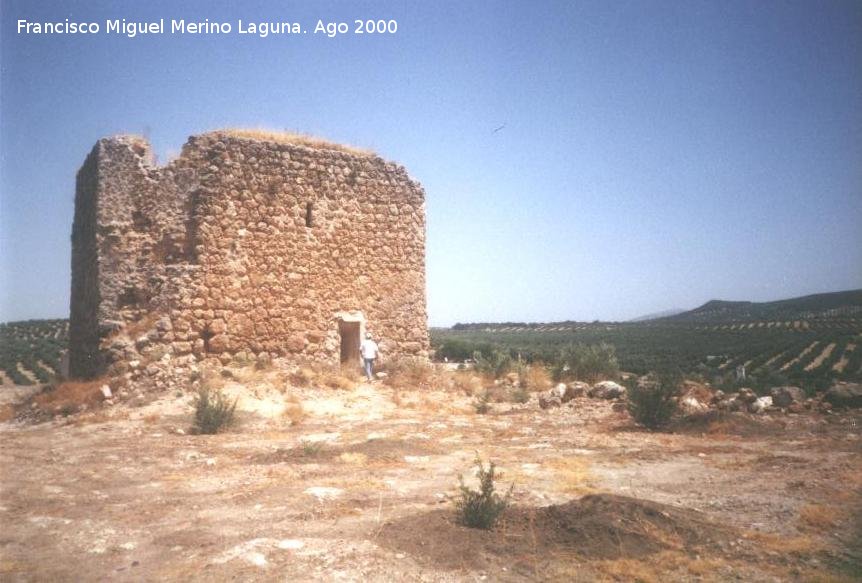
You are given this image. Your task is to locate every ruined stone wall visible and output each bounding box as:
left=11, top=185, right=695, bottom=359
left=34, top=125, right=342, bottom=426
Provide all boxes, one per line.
left=69, top=131, right=428, bottom=378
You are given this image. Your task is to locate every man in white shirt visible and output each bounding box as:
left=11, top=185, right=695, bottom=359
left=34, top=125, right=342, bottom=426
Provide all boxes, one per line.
left=360, top=332, right=379, bottom=381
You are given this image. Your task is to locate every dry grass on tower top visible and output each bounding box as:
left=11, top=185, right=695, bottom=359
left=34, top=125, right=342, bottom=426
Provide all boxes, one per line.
left=214, top=128, right=374, bottom=156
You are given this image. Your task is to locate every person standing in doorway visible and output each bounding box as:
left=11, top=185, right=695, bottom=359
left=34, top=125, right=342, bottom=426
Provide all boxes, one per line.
left=360, top=332, right=379, bottom=381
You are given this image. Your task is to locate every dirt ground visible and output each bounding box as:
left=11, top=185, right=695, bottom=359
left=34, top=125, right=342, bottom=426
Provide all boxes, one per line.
left=1, top=370, right=860, bottom=582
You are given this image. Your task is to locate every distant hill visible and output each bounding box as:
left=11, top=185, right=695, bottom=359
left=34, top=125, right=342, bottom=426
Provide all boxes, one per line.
left=451, top=289, right=862, bottom=330
left=661, top=289, right=862, bottom=323
left=628, top=308, right=686, bottom=322
left=435, top=288, right=862, bottom=386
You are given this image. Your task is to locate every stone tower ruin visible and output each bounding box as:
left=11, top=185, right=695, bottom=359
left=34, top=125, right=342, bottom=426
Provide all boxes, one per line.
left=70, top=131, right=428, bottom=379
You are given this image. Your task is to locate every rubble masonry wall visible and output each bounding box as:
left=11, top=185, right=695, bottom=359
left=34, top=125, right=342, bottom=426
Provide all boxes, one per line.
left=69, top=132, right=428, bottom=378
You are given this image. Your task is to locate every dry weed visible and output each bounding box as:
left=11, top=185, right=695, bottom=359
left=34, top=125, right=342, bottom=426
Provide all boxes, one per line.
left=73, top=409, right=130, bottom=426
left=217, top=128, right=373, bottom=156
left=798, top=504, right=841, bottom=531
left=117, top=312, right=160, bottom=340
left=339, top=452, right=368, bottom=465
left=828, top=467, right=862, bottom=502
left=199, top=368, right=226, bottom=391
left=143, top=412, right=160, bottom=425
left=289, top=367, right=316, bottom=387
left=450, top=372, right=483, bottom=396
left=322, top=374, right=356, bottom=390
left=233, top=366, right=275, bottom=385
left=520, top=364, right=552, bottom=391
left=416, top=394, right=446, bottom=413
left=548, top=457, right=596, bottom=495
left=595, top=551, right=727, bottom=582
left=34, top=378, right=109, bottom=415
left=595, top=556, right=662, bottom=582
left=795, top=570, right=861, bottom=583
left=745, top=530, right=824, bottom=554
left=290, top=361, right=359, bottom=390
left=283, top=401, right=305, bottom=426
left=383, top=357, right=438, bottom=389
left=339, top=366, right=364, bottom=384
left=0, top=404, right=15, bottom=423
left=684, top=556, right=729, bottom=576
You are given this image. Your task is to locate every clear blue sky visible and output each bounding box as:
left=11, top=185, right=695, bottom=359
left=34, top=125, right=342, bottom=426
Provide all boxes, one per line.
left=2, top=0, right=860, bottom=326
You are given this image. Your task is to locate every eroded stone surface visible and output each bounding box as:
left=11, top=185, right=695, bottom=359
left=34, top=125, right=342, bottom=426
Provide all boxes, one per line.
left=70, top=132, right=428, bottom=378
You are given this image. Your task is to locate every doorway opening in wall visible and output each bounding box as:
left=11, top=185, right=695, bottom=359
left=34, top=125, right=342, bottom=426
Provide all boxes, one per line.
left=339, top=320, right=360, bottom=366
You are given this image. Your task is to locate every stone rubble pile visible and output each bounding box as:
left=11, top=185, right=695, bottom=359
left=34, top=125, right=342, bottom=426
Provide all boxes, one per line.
left=534, top=377, right=862, bottom=416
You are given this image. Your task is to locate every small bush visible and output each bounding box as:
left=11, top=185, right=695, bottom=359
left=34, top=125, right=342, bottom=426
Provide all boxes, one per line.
left=455, top=455, right=513, bottom=529
left=383, top=357, right=436, bottom=389
left=289, top=367, right=316, bottom=387
left=193, top=387, right=237, bottom=434
left=473, top=390, right=491, bottom=414
left=283, top=401, right=305, bottom=426
left=510, top=386, right=530, bottom=403
left=323, top=374, right=356, bottom=390
left=450, top=372, right=482, bottom=396
left=627, top=368, right=682, bottom=429
left=473, top=350, right=513, bottom=379
left=799, top=503, right=840, bottom=531
left=552, top=342, right=619, bottom=383
left=519, top=363, right=552, bottom=391
left=435, top=339, right=495, bottom=362
left=301, top=440, right=325, bottom=457
left=34, top=378, right=108, bottom=415
left=198, top=367, right=227, bottom=391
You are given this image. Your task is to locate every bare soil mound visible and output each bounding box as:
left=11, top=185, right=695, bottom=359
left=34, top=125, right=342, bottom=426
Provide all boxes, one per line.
left=380, top=494, right=734, bottom=572
left=507, top=493, right=732, bottom=558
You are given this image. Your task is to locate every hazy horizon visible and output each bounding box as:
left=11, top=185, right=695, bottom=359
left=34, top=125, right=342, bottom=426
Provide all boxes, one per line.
left=2, top=1, right=861, bottom=327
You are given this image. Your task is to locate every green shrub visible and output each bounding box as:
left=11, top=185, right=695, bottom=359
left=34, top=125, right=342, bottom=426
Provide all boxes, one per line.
left=745, top=370, right=789, bottom=395
left=552, top=342, right=619, bottom=383
left=301, top=441, right=325, bottom=457
left=436, top=339, right=495, bottom=362
left=193, top=387, right=237, bottom=434
left=627, top=368, right=681, bottom=429
left=473, top=349, right=513, bottom=379
left=510, top=386, right=530, bottom=404
left=455, top=455, right=513, bottom=529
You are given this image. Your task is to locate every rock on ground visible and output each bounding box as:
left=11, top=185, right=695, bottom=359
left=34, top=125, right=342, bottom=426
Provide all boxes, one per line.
left=539, top=392, right=562, bottom=409
left=678, top=396, right=710, bottom=416
left=770, top=386, right=805, bottom=408
left=825, top=382, right=862, bottom=409
left=589, top=381, right=626, bottom=400
left=563, top=382, right=589, bottom=402
left=749, top=396, right=773, bottom=415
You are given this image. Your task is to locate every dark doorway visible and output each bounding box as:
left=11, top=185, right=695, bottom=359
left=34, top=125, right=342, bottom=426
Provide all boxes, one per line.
left=339, top=320, right=360, bottom=365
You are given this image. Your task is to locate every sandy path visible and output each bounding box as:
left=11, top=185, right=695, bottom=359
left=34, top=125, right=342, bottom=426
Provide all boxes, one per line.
left=833, top=343, right=856, bottom=373
left=781, top=341, right=819, bottom=371
left=805, top=343, right=836, bottom=372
